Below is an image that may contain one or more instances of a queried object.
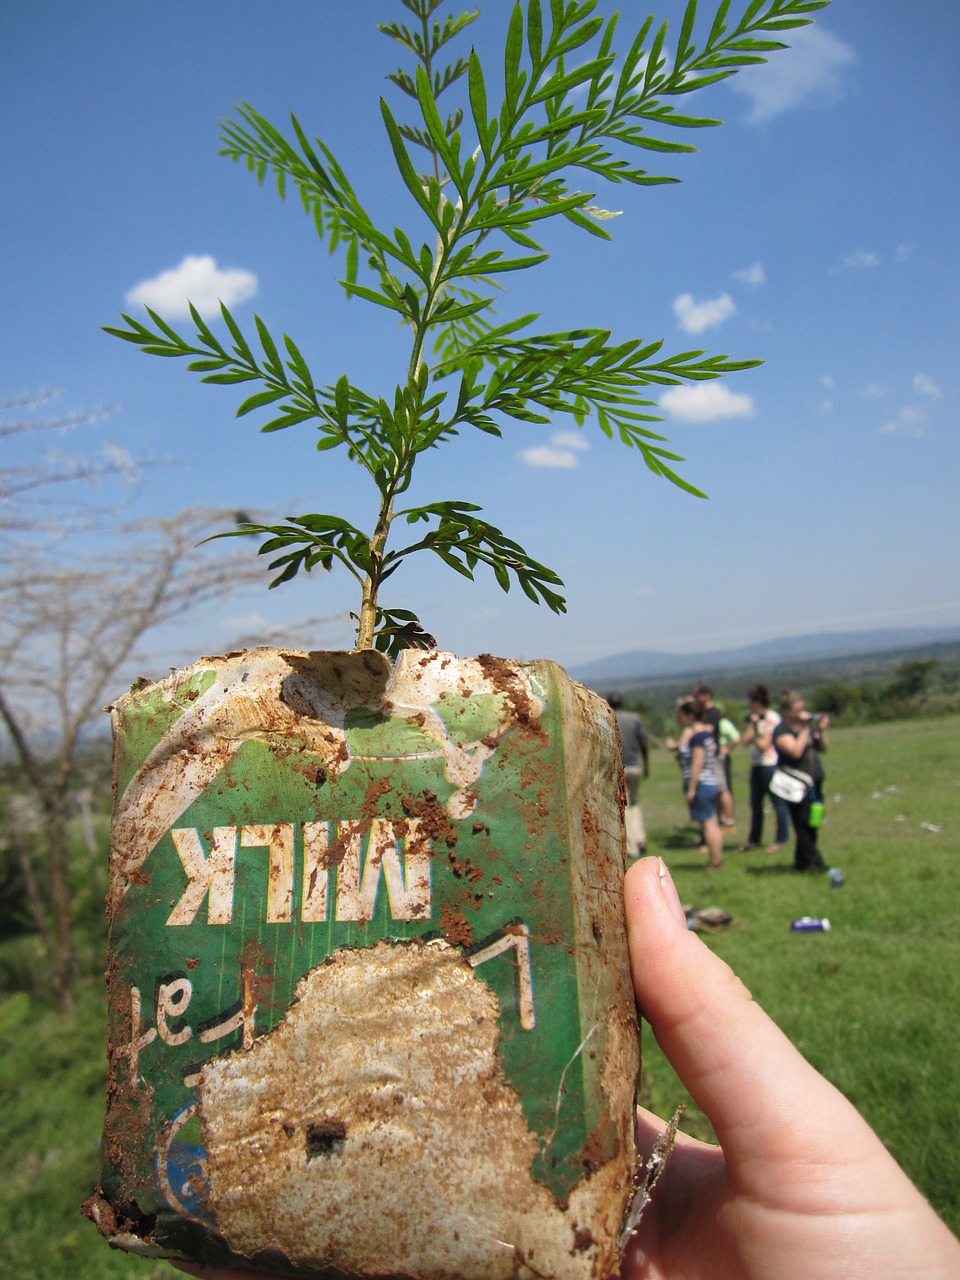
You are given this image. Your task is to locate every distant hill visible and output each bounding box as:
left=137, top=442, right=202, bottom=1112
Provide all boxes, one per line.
left=571, top=626, right=960, bottom=688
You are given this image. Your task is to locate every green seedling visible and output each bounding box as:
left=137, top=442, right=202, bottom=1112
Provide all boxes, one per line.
left=107, top=0, right=829, bottom=656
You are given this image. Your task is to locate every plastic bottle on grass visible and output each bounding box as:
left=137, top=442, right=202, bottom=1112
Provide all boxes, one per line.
left=791, top=916, right=831, bottom=932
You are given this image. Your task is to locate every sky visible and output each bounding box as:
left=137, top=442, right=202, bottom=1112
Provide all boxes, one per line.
left=2, top=0, right=959, bottom=671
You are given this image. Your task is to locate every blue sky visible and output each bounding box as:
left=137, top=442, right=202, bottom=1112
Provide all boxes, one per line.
left=2, top=0, right=958, bottom=669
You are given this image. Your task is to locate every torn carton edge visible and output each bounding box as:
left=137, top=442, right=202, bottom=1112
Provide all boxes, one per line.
left=616, top=1104, right=685, bottom=1255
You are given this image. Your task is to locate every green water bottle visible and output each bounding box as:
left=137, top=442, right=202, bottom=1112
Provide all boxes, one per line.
left=809, top=799, right=824, bottom=828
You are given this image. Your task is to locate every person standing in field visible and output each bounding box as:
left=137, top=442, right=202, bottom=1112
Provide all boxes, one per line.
left=773, top=688, right=829, bottom=872
left=670, top=698, right=723, bottom=869
left=739, top=682, right=790, bottom=853
left=607, top=693, right=649, bottom=858
left=717, top=707, right=741, bottom=820
left=691, top=684, right=735, bottom=828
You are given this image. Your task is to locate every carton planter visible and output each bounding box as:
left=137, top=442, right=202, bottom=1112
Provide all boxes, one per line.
left=85, top=647, right=640, bottom=1280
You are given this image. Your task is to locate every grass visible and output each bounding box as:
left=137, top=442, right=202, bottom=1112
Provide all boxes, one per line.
left=0, top=716, right=957, bottom=1277
left=0, top=982, right=179, bottom=1279
left=637, top=715, right=960, bottom=1236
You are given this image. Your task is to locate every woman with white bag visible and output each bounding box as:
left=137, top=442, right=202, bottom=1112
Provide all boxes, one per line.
left=772, top=690, right=830, bottom=872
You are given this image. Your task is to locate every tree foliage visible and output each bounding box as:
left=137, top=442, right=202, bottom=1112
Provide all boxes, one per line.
left=107, top=0, right=830, bottom=654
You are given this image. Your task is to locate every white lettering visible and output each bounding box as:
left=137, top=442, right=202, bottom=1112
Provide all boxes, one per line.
left=302, top=822, right=331, bottom=922
left=127, top=985, right=157, bottom=1084
left=167, top=827, right=237, bottom=925
left=336, top=818, right=432, bottom=922
left=166, top=819, right=433, bottom=926
left=469, top=925, right=536, bottom=1030
left=156, top=977, right=193, bottom=1046
left=240, top=824, right=295, bottom=923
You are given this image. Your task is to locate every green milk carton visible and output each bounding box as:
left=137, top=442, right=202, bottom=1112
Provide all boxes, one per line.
left=85, top=648, right=640, bottom=1280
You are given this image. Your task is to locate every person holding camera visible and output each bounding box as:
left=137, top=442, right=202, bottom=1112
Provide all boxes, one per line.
left=772, top=689, right=829, bottom=872
left=739, top=683, right=790, bottom=853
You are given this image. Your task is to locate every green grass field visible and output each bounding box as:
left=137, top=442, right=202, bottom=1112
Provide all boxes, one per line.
left=1, top=716, right=957, bottom=1277
left=639, top=715, right=960, bottom=1237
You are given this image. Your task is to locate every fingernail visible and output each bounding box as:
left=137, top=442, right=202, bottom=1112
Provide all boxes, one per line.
left=657, top=857, right=688, bottom=928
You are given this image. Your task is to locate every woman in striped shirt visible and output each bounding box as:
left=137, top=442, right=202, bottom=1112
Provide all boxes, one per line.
left=672, top=697, right=724, bottom=869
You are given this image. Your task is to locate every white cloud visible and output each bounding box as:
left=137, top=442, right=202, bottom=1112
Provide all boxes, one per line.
left=820, top=375, right=835, bottom=390
left=880, top=406, right=926, bottom=438
left=549, top=429, right=591, bottom=451
left=125, top=254, right=258, bottom=319
left=913, top=374, right=943, bottom=400
left=659, top=383, right=754, bottom=423
left=839, top=248, right=879, bottom=270
left=518, top=444, right=580, bottom=469
left=733, top=261, right=766, bottom=286
left=673, top=291, right=736, bottom=335
left=519, top=429, right=591, bottom=468
left=862, top=383, right=886, bottom=399
left=729, top=25, right=857, bottom=125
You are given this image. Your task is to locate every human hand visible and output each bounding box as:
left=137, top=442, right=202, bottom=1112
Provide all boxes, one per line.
left=621, top=856, right=960, bottom=1280
left=173, top=857, right=959, bottom=1280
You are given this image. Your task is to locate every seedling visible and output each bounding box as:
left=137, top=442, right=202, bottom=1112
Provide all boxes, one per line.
left=107, top=0, right=829, bottom=656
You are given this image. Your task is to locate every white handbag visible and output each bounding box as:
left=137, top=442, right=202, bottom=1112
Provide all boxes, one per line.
left=769, top=767, right=812, bottom=804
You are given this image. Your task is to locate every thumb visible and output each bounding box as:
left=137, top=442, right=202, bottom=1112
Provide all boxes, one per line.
left=623, top=857, right=883, bottom=1177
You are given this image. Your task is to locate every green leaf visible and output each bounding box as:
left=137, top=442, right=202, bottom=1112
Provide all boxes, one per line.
left=676, top=0, right=699, bottom=67
left=467, top=51, right=496, bottom=159
left=529, top=55, right=615, bottom=104
left=200, top=370, right=260, bottom=386
left=526, top=0, right=543, bottom=70
left=503, top=2, right=525, bottom=112
left=255, top=315, right=283, bottom=377
left=236, top=388, right=287, bottom=417
left=380, top=98, right=443, bottom=230
left=340, top=281, right=411, bottom=316
left=415, top=64, right=463, bottom=193
left=283, top=334, right=314, bottom=388
left=551, top=14, right=606, bottom=61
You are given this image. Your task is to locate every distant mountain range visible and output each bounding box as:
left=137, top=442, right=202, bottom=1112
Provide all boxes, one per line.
left=570, top=626, right=960, bottom=687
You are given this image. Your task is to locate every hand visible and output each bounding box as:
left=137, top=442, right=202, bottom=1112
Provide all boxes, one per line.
left=173, top=859, right=960, bottom=1280
left=621, top=856, right=960, bottom=1280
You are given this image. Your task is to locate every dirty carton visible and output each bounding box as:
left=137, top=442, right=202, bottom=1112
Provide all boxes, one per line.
left=84, top=648, right=640, bottom=1280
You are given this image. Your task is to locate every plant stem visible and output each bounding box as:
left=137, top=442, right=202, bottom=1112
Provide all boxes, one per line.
left=356, top=486, right=396, bottom=649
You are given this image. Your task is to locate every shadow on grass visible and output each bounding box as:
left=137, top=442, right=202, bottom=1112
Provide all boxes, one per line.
left=658, top=826, right=703, bottom=852
left=745, top=864, right=800, bottom=876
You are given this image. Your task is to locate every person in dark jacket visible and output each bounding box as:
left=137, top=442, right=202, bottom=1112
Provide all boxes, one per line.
left=772, top=688, right=830, bottom=872
left=607, top=693, right=649, bottom=858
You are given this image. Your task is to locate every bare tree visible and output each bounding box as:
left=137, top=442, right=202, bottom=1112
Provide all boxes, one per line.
left=0, top=508, right=276, bottom=1012
left=0, top=390, right=132, bottom=533
left=0, top=391, right=349, bottom=1011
